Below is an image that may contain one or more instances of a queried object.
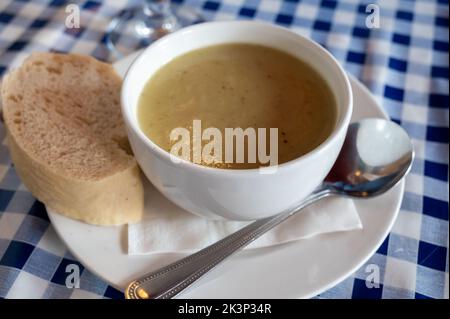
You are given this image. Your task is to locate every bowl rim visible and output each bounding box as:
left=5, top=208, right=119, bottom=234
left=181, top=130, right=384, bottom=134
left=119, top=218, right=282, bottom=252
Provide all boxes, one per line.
left=121, top=20, right=353, bottom=176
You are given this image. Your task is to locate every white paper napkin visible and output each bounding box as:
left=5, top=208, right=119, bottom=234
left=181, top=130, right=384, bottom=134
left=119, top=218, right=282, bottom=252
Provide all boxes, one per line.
left=128, top=181, right=363, bottom=255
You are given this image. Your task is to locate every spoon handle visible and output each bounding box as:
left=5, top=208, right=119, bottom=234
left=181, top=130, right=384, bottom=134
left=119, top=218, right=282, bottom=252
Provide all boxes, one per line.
left=126, top=188, right=331, bottom=299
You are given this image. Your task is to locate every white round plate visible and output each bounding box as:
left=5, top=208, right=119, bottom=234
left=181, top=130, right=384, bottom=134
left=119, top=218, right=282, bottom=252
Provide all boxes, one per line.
left=47, top=52, right=404, bottom=298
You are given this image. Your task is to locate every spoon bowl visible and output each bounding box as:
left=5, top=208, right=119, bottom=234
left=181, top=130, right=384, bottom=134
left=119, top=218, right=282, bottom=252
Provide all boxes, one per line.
left=325, top=118, right=414, bottom=197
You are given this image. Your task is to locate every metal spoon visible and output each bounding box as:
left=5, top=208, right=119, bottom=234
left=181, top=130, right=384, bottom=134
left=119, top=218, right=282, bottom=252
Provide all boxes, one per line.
left=125, top=118, right=414, bottom=299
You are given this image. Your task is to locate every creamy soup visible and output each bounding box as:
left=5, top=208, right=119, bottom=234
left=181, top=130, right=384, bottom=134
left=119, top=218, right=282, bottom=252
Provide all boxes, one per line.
left=138, top=44, right=336, bottom=169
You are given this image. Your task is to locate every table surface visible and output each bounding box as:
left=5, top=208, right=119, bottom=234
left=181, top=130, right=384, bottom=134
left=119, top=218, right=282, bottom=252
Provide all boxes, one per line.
left=0, top=0, right=448, bottom=299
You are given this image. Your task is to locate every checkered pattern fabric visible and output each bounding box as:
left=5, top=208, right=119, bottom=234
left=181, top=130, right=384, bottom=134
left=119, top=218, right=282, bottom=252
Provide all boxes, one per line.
left=0, top=0, right=448, bottom=299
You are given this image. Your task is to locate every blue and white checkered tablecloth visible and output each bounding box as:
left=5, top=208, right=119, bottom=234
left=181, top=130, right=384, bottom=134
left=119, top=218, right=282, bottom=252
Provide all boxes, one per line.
left=0, top=0, right=448, bottom=299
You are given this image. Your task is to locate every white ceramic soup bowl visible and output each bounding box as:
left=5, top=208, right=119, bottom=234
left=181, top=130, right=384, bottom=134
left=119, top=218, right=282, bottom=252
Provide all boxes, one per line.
left=122, top=21, right=353, bottom=221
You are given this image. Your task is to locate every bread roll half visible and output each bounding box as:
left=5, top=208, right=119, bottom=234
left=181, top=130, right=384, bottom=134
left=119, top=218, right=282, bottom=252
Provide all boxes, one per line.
left=1, top=52, right=144, bottom=225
